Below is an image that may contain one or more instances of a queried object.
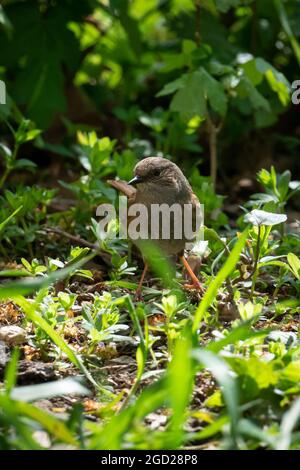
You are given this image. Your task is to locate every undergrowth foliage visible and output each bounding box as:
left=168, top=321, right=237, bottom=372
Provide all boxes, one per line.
left=0, top=152, right=299, bottom=449
left=0, top=0, right=300, bottom=452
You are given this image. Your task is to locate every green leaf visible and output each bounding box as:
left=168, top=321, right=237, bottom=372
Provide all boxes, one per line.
left=109, top=0, right=143, bottom=58
left=0, top=253, right=94, bottom=298
left=242, top=57, right=290, bottom=107
left=287, top=253, right=300, bottom=280
left=207, top=320, right=268, bottom=353
left=235, top=357, right=279, bottom=389
left=5, top=3, right=81, bottom=127
left=0, top=5, right=13, bottom=35
left=170, top=72, right=207, bottom=121
left=274, top=0, right=300, bottom=66
left=244, top=209, right=287, bottom=226
left=13, top=296, right=102, bottom=391
left=0, top=205, right=23, bottom=235
left=237, top=77, right=271, bottom=112
left=200, top=67, right=228, bottom=116
left=0, top=142, right=12, bottom=158
left=13, top=158, right=37, bottom=170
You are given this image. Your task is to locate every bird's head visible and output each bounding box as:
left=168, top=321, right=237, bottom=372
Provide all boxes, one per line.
left=128, top=157, right=189, bottom=192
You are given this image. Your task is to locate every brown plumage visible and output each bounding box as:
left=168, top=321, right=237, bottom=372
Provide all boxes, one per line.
left=108, top=156, right=203, bottom=297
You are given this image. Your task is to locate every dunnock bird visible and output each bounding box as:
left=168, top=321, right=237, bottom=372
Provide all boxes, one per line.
left=108, top=156, right=203, bottom=298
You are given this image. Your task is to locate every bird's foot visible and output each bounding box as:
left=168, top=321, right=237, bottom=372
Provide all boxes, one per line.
left=183, top=280, right=205, bottom=294
left=180, top=255, right=204, bottom=295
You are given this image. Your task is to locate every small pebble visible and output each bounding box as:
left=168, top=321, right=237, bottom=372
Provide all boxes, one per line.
left=0, top=325, right=27, bottom=345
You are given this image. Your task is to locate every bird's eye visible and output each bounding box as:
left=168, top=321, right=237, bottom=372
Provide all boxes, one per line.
left=153, top=168, right=161, bottom=177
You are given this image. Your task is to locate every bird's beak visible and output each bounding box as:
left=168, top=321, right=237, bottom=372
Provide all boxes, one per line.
left=128, top=175, right=143, bottom=186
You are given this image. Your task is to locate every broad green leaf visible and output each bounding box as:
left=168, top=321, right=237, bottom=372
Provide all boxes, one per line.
left=156, top=77, right=188, bottom=99
left=236, top=76, right=270, bottom=112
left=287, top=253, right=300, bottom=280
left=207, top=320, right=268, bottom=353
left=229, top=356, right=279, bottom=389
left=200, top=67, right=228, bottom=116
left=243, top=57, right=291, bottom=106
left=244, top=209, right=287, bottom=226
left=170, top=72, right=207, bottom=120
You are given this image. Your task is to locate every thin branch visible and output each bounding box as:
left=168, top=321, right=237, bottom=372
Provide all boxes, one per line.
left=43, top=227, right=111, bottom=266
left=195, top=0, right=201, bottom=46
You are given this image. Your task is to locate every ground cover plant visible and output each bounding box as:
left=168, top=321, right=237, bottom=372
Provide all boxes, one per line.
left=0, top=0, right=300, bottom=451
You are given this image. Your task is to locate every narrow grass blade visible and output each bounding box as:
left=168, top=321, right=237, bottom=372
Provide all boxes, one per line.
left=193, top=228, right=249, bottom=331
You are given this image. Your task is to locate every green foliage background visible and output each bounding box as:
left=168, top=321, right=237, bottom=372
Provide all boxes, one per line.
left=0, top=0, right=299, bottom=181
left=0, top=0, right=300, bottom=452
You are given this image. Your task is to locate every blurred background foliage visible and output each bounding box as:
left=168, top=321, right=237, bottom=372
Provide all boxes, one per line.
left=0, top=0, right=299, bottom=185
left=0, top=1, right=300, bottom=450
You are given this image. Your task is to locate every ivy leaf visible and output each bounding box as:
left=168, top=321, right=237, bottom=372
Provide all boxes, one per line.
left=200, top=67, right=228, bottom=116
left=169, top=68, right=227, bottom=121
left=156, top=75, right=187, bottom=97
left=237, top=77, right=271, bottom=112
left=243, top=57, right=291, bottom=106
left=170, top=72, right=207, bottom=121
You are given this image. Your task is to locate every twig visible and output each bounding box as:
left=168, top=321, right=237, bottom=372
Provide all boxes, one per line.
left=250, top=225, right=261, bottom=299
left=195, top=0, right=201, bottom=46
left=206, top=114, right=223, bottom=189
left=43, top=227, right=112, bottom=266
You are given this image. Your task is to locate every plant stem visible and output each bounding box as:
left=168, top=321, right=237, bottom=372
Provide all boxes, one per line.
left=250, top=225, right=261, bottom=299
left=0, top=241, right=8, bottom=260
left=0, top=143, right=19, bottom=190
left=0, top=168, right=10, bottom=190
left=195, top=0, right=201, bottom=46
left=251, top=0, right=258, bottom=53
left=206, top=114, right=222, bottom=189
left=21, top=216, right=34, bottom=259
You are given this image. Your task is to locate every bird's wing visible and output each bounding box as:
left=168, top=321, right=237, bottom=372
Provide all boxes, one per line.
left=107, top=179, right=136, bottom=198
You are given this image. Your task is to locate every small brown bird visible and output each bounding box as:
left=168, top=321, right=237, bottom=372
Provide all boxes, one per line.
left=108, top=156, right=203, bottom=298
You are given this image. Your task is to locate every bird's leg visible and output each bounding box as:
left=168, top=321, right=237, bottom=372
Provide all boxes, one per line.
left=180, top=256, right=204, bottom=293
left=134, top=262, right=148, bottom=301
